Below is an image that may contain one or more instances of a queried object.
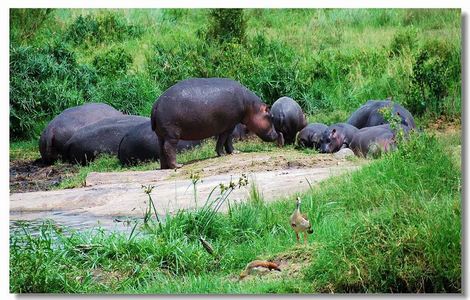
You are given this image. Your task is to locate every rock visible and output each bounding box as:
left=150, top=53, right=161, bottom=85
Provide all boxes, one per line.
left=333, top=148, right=355, bottom=159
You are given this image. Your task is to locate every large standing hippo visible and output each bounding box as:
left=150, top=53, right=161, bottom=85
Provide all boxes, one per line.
left=118, top=121, right=203, bottom=166
left=296, top=123, right=328, bottom=150
left=151, top=78, right=283, bottom=169
left=39, top=103, right=123, bottom=164
left=319, top=123, right=358, bottom=153
left=347, top=99, right=416, bottom=130
left=271, top=97, right=308, bottom=145
left=64, top=115, right=148, bottom=165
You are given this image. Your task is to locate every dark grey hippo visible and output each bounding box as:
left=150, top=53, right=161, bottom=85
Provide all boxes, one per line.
left=39, top=103, right=123, bottom=164
left=231, top=123, right=255, bottom=141
left=118, top=121, right=203, bottom=166
left=271, top=97, right=308, bottom=145
left=319, top=123, right=359, bottom=153
left=347, top=99, right=416, bottom=130
left=350, top=124, right=397, bottom=158
left=64, top=115, right=148, bottom=165
left=151, top=78, right=283, bottom=169
left=296, top=123, right=328, bottom=150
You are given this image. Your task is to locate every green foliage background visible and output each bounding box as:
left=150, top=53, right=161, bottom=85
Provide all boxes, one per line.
left=9, top=8, right=461, bottom=139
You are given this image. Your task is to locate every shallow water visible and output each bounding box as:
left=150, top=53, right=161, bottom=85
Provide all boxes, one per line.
left=9, top=210, right=143, bottom=237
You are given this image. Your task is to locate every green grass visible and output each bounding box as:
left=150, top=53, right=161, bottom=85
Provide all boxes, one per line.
left=9, top=139, right=40, bottom=161
left=10, top=132, right=461, bottom=293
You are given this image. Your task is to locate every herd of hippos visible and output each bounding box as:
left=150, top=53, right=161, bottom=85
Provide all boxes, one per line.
left=39, top=78, right=417, bottom=169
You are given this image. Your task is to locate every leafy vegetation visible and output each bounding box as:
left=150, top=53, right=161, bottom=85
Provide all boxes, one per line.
left=9, top=8, right=461, bottom=140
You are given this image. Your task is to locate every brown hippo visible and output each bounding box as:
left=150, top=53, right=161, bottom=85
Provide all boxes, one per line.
left=151, top=78, right=283, bottom=169
left=39, top=103, right=123, bottom=164
left=296, top=123, right=328, bottom=150
left=319, top=123, right=359, bottom=153
left=64, top=115, right=148, bottom=165
left=347, top=99, right=416, bottom=130
left=118, top=121, right=203, bottom=166
left=271, top=97, right=308, bottom=145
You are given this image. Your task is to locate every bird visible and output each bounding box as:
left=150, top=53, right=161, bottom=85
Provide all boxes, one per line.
left=239, top=260, right=281, bottom=280
left=290, top=196, right=313, bottom=244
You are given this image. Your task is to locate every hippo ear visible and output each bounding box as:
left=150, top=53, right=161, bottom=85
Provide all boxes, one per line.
left=331, top=128, right=337, bottom=137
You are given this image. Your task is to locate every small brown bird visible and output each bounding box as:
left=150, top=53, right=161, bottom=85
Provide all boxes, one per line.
left=239, top=260, right=281, bottom=280
left=290, top=197, right=313, bottom=244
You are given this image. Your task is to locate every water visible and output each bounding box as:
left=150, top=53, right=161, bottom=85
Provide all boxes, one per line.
left=9, top=211, right=144, bottom=238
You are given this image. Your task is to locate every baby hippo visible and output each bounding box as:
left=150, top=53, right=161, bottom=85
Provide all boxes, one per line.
left=296, top=123, right=328, bottom=150
left=232, top=123, right=255, bottom=141
left=271, top=97, right=308, bottom=145
left=319, top=123, right=358, bottom=153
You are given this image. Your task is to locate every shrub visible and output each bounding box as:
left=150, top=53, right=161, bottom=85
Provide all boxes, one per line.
left=405, top=39, right=461, bottom=116
left=390, top=27, right=418, bottom=56
left=89, top=73, right=158, bottom=116
left=92, top=47, right=133, bottom=77
left=10, top=9, right=55, bottom=45
left=10, top=42, right=98, bottom=139
left=206, top=9, right=247, bottom=44
left=66, top=12, right=144, bottom=46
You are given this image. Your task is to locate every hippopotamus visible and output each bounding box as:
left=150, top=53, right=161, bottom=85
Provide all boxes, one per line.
left=64, top=115, right=148, bottom=165
left=347, top=99, right=416, bottom=130
left=319, top=123, right=358, bottom=153
left=271, top=97, right=308, bottom=145
left=231, top=123, right=255, bottom=141
left=151, top=78, right=283, bottom=169
left=296, top=123, right=328, bottom=150
left=118, top=121, right=203, bottom=166
left=39, top=103, right=123, bottom=164
left=350, top=124, right=397, bottom=158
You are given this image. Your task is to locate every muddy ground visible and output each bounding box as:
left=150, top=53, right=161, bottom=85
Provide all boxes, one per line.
left=9, top=159, right=78, bottom=193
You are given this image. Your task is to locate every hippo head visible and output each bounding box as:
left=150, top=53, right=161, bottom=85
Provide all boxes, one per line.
left=319, top=128, right=343, bottom=153
left=245, top=104, right=283, bottom=146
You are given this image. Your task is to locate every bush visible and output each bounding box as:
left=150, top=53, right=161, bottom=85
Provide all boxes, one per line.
left=390, top=27, right=418, bottom=56
left=405, top=39, right=461, bottom=116
left=89, top=73, right=158, bottom=116
left=10, top=42, right=98, bottom=139
left=10, top=9, right=55, bottom=45
left=206, top=9, right=247, bottom=44
left=66, top=12, right=144, bottom=46
left=92, top=47, right=133, bottom=77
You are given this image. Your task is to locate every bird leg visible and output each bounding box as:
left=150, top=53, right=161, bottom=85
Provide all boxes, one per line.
left=303, top=232, right=308, bottom=245
left=296, top=233, right=300, bottom=243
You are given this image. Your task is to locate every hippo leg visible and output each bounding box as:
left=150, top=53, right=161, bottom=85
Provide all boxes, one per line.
left=158, top=136, right=169, bottom=169
left=162, top=137, right=181, bottom=169
left=216, top=130, right=232, bottom=156
left=224, top=127, right=239, bottom=154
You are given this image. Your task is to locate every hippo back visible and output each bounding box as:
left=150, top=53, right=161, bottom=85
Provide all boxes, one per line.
left=350, top=124, right=396, bottom=158
left=39, top=103, right=123, bottom=165
left=65, top=115, right=148, bottom=165
left=347, top=100, right=416, bottom=130
left=271, top=97, right=307, bottom=144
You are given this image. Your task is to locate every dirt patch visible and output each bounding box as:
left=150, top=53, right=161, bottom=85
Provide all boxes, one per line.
left=233, top=244, right=317, bottom=282
left=167, top=150, right=347, bottom=180
left=9, top=160, right=78, bottom=193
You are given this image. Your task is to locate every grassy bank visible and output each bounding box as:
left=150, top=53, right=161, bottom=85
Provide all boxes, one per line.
left=9, top=131, right=461, bottom=293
